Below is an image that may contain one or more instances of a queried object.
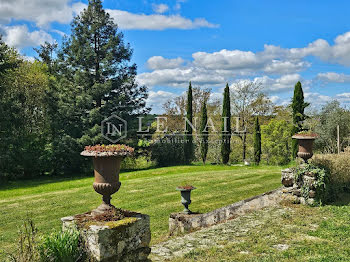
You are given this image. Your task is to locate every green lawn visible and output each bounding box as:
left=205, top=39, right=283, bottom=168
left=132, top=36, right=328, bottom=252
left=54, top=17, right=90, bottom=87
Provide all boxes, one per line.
left=0, top=164, right=284, bottom=256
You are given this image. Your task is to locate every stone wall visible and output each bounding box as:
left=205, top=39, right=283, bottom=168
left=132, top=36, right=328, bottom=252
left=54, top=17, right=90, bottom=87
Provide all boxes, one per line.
left=61, top=212, right=151, bottom=262
left=281, top=167, right=317, bottom=205
left=169, top=188, right=283, bottom=235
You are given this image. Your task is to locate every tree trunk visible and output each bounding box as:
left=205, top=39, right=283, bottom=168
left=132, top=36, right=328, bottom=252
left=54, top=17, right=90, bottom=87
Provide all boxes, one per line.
left=243, top=132, right=247, bottom=161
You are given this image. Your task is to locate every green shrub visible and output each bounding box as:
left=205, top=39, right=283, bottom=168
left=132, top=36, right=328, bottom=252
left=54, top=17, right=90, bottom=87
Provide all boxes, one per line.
left=151, top=134, right=187, bottom=166
left=261, top=119, right=293, bottom=165
left=121, top=156, right=155, bottom=170
left=294, top=163, right=331, bottom=204
left=38, top=229, right=82, bottom=262
left=311, top=150, right=350, bottom=190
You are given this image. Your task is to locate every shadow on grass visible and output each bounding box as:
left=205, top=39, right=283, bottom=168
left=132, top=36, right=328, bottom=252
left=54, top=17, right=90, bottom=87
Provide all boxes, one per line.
left=0, top=165, right=159, bottom=191
left=329, top=192, right=350, bottom=206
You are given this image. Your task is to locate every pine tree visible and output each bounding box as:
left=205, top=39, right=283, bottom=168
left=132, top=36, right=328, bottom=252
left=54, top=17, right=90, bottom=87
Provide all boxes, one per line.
left=200, top=100, right=208, bottom=164
left=51, top=0, right=148, bottom=173
left=221, top=83, right=231, bottom=164
left=253, top=116, right=261, bottom=165
left=291, top=81, right=309, bottom=158
left=59, top=0, right=148, bottom=135
left=184, top=82, right=194, bottom=164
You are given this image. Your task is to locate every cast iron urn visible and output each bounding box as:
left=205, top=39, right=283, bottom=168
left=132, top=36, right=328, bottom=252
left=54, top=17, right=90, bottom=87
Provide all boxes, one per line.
left=81, top=144, right=134, bottom=215
left=176, top=186, right=196, bottom=214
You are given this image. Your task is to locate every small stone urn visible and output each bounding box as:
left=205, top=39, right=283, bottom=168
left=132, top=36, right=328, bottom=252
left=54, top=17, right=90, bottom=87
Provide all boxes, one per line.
left=292, top=133, right=318, bottom=162
left=81, top=144, right=134, bottom=215
left=176, top=186, right=196, bottom=214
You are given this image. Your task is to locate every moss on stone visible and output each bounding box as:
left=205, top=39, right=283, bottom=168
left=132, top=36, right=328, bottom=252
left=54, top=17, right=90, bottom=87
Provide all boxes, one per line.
left=105, top=217, right=138, bottom=229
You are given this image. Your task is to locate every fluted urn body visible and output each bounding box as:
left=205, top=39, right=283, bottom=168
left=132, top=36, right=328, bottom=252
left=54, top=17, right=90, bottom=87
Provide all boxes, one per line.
left=176, top=186, right=196, bottom=214
left=292, top=134, right=317, bottom=162
left=92, top=156, right=122, bottom=214
left=81, top=144, right=134, bottom=215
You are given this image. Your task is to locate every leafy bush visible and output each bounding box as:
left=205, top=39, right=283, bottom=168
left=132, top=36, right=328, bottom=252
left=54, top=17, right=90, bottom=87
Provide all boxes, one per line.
left=151, top=134, right=186, bottom=166
left=121, top=156, right=155, bottom=170
left=294, top=163, right=331, bottom=204
left=261, top=119, right=293, bottom=165
left=311, top=150, right=350, bottom=190
left=38, top=229, right=82, bottom=262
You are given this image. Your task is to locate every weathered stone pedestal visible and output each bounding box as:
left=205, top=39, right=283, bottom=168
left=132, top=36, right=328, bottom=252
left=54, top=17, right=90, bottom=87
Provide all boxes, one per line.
left=61, top=212, right=151, bottom=262
left=281, top=167, right=317, bottom=205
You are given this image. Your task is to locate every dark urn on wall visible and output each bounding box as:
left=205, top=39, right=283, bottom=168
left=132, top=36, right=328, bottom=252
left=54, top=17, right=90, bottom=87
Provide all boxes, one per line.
left=81, top=144, right=134, bottom=215
left=292, top=132, right=318, bottom=162
left=176, top=185, right=196, bottom=214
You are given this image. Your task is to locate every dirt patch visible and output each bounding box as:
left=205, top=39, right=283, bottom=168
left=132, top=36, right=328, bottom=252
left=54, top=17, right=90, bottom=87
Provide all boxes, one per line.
left=74, top=208, right=138, bottom=229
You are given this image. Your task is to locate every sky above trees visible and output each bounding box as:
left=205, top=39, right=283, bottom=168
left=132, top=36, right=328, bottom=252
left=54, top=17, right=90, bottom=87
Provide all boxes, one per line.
left=2, top=0, right=350, bottom=113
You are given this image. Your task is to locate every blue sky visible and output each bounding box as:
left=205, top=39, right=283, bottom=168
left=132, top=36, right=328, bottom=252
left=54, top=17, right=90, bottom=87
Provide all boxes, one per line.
left=2, top=0, right=350, bottom=113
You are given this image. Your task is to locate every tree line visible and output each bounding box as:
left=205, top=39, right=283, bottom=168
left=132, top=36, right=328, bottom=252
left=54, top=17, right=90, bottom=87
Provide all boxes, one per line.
left=164, top=80, right=310, bottom=166
left=0, top=0, right=148, bottom=180
left=1, top=0, right=349, bottom=179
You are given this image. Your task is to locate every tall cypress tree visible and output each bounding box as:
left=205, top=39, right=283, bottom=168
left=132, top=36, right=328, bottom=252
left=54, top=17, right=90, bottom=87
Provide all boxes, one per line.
left=184, top=82, right=194, bottom=164
left=200, top=100, right=208, bottom=164
left=253, top=116, right=261, bottom=165
left=221, top=83, right=231, bottom=164
left=291, top=81, right=309, bottom=158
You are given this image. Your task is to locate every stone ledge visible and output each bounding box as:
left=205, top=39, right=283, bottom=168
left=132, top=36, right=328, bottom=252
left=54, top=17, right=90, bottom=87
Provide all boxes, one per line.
left=62, top=212, right=151, bottom=262
left=169, top=188, right=283, bottom=235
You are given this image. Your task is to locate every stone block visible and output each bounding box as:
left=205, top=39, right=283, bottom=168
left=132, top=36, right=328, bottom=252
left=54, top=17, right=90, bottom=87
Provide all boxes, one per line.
left=61, top=212, right=151, bottom=262
left=309, top=190, right=316, bottom=198
left=281, top=168, right=295, bottom=187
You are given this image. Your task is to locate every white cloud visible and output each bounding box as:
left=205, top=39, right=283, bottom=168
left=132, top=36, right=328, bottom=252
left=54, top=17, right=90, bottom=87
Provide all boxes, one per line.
left=152, top=3, right=169, bottom=14
left=229, top=74, right=302, bottom=94
left=137, top=67, right=227, bottom=87
left=336, top=93, right=350, bottom=103
left=174, top=0, right=187, bottom=11
left=0, top=0, right=86, bottom=27
left=192, top=48, right=309, bottom=74
left=107, top=9, right=219, bottom=30
left=317, top=72, right=350, bottom=83
left=1, top=25, right=53, bottom=49
left=263, top=60, right=310, bottom=74
left=147, top=56, right=185, bottom=70
left=255, top=74, right=303, bottom=93
left=193, top=49, right=260, bottom=70
left=304, top=92, right=332, bottom=105
left=147, top=90, right=178, bottom=113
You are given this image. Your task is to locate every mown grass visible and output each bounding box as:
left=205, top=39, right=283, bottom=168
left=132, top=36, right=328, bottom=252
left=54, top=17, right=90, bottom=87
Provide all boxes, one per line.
left=174, top=195, right=350, bottom=262
left=0, top=164, right=284, bottom=256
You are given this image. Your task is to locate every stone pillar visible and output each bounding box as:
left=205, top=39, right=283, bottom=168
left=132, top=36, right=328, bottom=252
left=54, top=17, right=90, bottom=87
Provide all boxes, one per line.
left=61, top=212, right=151, bottom=262
left=281, top=168, right=317, bottom=205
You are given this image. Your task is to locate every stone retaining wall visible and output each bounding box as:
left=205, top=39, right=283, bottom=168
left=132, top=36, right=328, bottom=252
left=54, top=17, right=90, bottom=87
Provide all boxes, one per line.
left=281, top=167, right=317, bottom=205
left=169, top=188, right=283, bottom=235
